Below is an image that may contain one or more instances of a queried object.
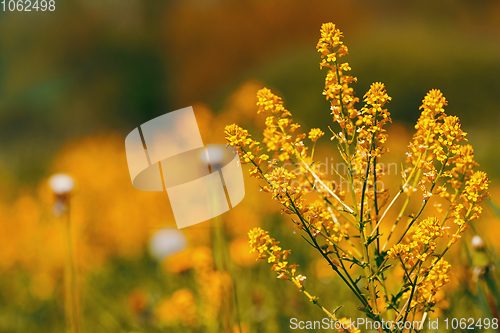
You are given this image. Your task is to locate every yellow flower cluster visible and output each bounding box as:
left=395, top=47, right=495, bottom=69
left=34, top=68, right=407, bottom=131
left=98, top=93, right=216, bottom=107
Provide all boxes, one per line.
left=258, top=164, right=344, bottom=251
left=224, top=22, right=493, bottom=326
left=411, top=217, right=445, bottom=261
left=317, top=22, right=348, bottom=67
left=349, top=82, right=393, bottom=204
left=317, top=26, right=394, bottom=218
left=248, top=227, right=306, bottom=289
left=308, top=128, right=325, bottom=142
left=446, top=144, right=478, bottom=190
left=337, top=318, right=361, bottom=333
left=261, top=167, right=307, bottom=214
left=304, top=201, right=347, bottom=244
left=435, top=115, right=466, bottom=163
left=317, top=23, right=358, bottom=140
left=462, top=171, right=490, bottom=204
left=405, top=259, right=451, bottom=308
left=388, top=217, right=445, bottom=264
left=257, top=87, right=291, bottom=116
left=406, top=90, right=449, bottom=185
left=405, top=89, right=473, bottom=200
left=224, top=124, right=253, bottom=149
left=225, top=82, right=350, bottom=286
left=225, top=52, right=351, bottom=243
left=259, top=89, right=305, bottom=162
left=224, top=124, right=263, bottom=164
left=262, top=167, right=297, bottom=196
left=387, top=244, right=412, bottom=264
left=355, top=82, right=392, bottom=158
left=453, top=171, right=490, bottom=227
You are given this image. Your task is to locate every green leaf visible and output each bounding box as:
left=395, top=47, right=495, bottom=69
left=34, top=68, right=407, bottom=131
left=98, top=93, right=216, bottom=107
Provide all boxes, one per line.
left=332, top=305, right=343, bottom=316
left=366, top=233, right=381, bottom=246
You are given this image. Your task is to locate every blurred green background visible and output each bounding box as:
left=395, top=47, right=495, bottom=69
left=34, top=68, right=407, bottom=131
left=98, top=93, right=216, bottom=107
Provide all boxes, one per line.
left=1, top=0, right=499, bottom=187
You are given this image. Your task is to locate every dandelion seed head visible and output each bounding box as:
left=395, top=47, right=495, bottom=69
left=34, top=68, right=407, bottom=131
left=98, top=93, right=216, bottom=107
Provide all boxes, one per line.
left=49, top=173, right=75, bottom=195
left=471, top=235, right=485, bottom=250
left=149, top=227, right=187, bottom=261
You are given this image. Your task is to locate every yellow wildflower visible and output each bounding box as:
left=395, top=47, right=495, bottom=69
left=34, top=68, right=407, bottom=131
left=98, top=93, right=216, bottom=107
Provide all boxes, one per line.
left=356, top=82, right=392, bottom=159
left=407, top=259, right=451, bottom=308
left=317, top=23, right=358, bottom=139
left=316, top=23, right=349, bottom=68
left=248, top=227, right=304, bottom=289
left=337, top=318, right=361, bottom=333
left=155, top=289, right=198, bottom=327
left=308, top=128, right=325, bottom=142
left=224, top=124, right=253, bottom=148
left=411, top=217, right=445, bottom=261
left=257, top=87, right=290, bottom=116
left=387, top=244, right=412, bottom=264
left=454, top=171, right=490, bottom=226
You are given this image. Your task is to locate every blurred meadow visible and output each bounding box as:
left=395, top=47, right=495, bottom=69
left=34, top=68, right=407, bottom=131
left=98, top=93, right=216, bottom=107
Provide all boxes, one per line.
left=1, top=0, right=500, bottom=332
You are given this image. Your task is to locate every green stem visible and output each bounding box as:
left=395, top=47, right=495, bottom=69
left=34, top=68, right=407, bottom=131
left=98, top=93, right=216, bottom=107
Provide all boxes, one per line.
left=288, top=192, right=371, bottom=309
left=63, top=199, right=80, bottom=333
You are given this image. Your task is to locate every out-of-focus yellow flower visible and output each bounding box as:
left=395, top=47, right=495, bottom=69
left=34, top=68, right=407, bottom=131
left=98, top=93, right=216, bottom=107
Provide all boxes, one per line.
left=128, top=289, right=148, bottom=315
left=0, top=194, right=65, bottom=290
left=230, top=236, right=258, bottom=267
left=155, top=288, right=198, bottom=327
left=225, top=205, right=263, bottom=237
left=222, top=80, right=263, bottom=127
left=233, top=322, right=249, bottom=333
left=162, top=249, right=193, bottom=274
left=191, top=246, right=225, bottom=321
left=30, top=272, right=57, bottom=300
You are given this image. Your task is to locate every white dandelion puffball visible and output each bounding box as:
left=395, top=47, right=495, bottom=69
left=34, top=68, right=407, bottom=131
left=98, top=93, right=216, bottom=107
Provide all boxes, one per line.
left=471, top=235, right=485, bottom=250
left=49, top=173, right=76, bottom=195
left=148, top=227, right=187, bottom=261
left=200, top=146, right=224, bottom=166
